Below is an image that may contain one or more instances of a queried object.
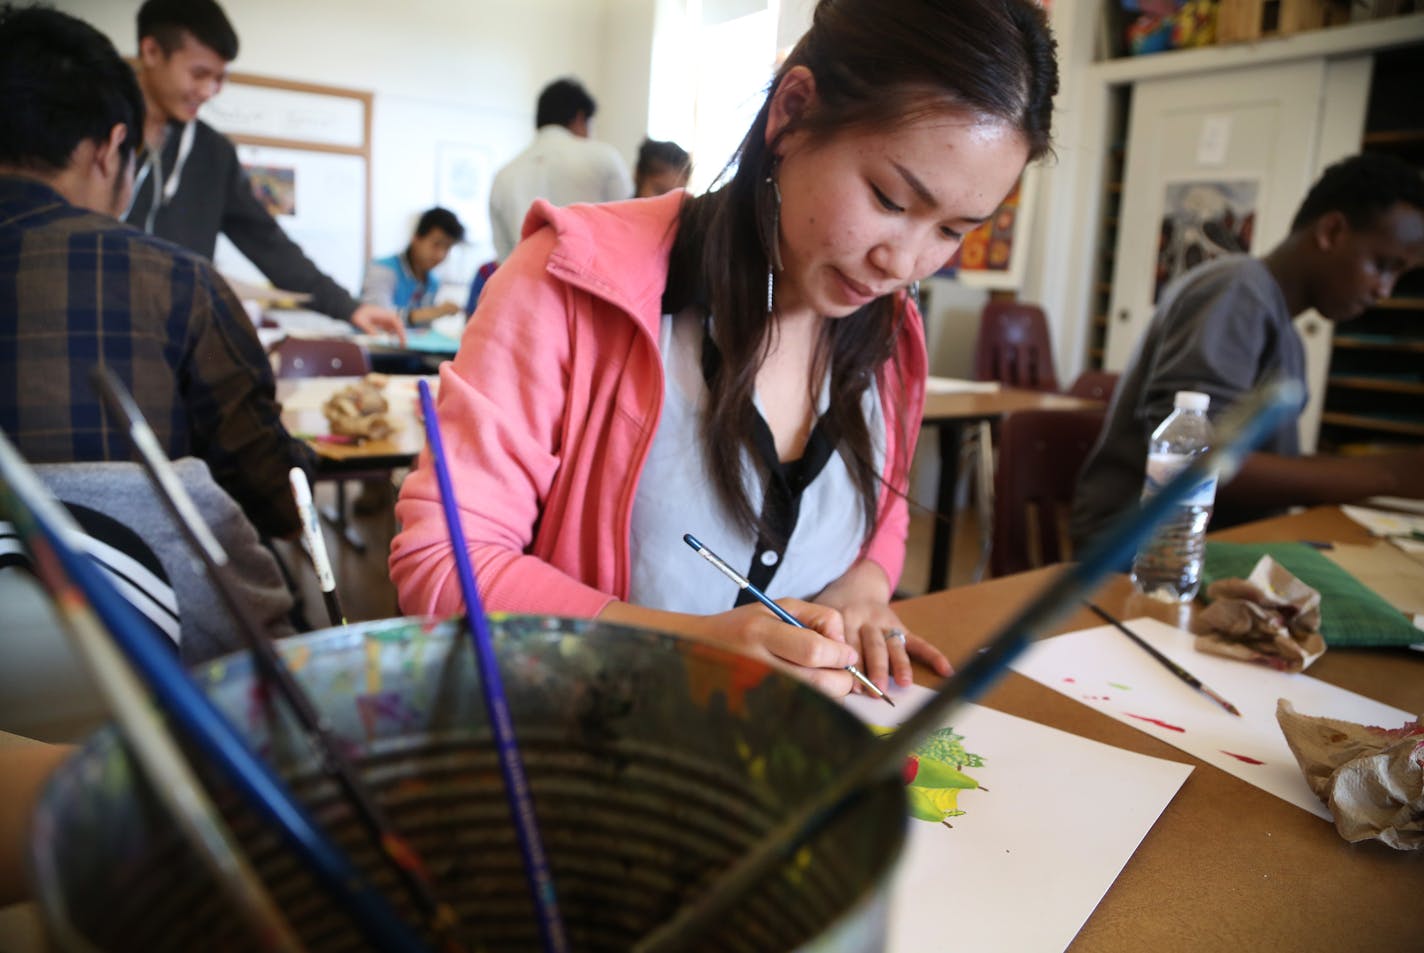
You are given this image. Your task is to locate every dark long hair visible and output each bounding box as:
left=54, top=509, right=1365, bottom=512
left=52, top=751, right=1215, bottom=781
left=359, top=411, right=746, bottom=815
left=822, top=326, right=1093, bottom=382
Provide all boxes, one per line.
left=673, top=0, right=1058, bottom=547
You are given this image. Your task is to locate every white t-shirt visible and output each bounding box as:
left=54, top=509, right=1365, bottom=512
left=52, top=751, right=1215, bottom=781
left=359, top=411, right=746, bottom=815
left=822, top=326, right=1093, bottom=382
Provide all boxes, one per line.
left=488, top=125, right=634, bottom=261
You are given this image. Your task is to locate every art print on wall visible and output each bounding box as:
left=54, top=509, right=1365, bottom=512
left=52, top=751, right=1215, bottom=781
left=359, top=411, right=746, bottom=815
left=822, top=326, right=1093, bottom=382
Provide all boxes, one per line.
left=946, top=167, right=1039, bottom=291
left=1154, top=178, right=1258, bottom=301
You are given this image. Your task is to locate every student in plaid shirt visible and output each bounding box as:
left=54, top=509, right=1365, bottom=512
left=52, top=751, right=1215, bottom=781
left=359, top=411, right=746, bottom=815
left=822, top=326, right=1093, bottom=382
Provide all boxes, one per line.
left=0, top=3, right=312, bottom=540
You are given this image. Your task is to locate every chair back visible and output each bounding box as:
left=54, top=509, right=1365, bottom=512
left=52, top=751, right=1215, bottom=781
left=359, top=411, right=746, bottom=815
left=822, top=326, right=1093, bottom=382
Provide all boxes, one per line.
left=973, top=300, right=1058, bottom=391
left=989, top=407, right=1106, bottom=577
left=272, top=337, right=371, bottom=379
left=1066, top=370, right=1120, bottom=403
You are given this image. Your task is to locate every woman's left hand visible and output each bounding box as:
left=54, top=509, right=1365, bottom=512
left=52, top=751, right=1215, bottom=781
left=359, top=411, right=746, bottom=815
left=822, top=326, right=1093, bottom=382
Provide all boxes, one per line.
left=816, top=562, right=952, bottom=694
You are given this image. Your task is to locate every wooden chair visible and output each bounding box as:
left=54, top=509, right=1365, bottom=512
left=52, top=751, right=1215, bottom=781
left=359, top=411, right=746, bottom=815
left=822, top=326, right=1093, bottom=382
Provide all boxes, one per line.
left=989, top=406, right=1107, bottom=577
left=1066, top=369, right=1120, bottom=403
left=973, top=300, right=1059, bottom=392
left=272, top=337, right=384, bottom=552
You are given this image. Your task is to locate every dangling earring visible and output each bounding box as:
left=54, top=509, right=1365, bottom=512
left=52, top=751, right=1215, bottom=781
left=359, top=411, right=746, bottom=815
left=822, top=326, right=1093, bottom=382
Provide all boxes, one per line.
left=762, top=167, right=783, bottom=317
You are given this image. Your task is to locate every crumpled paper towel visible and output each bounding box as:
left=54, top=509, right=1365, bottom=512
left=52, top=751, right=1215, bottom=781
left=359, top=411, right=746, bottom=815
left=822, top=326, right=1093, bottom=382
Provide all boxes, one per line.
left=1192, top=556, right=1326, bottom=672
left=1276, top=699, right=1424, bottom=850
left=323, top=373, right=393, bottom=441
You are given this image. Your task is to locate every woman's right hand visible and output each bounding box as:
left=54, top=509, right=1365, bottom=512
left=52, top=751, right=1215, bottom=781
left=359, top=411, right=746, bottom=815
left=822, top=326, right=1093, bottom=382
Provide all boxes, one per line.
left=688, top=599, right=860, bottom=697
left=599, top=598, right=860, bottom=698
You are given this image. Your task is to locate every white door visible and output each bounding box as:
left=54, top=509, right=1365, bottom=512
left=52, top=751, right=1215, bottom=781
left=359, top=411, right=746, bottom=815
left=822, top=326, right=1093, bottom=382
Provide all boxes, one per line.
left=1105, top=57, right=1370, bottom=450
left=1104, top=59, right=1327, bottom=373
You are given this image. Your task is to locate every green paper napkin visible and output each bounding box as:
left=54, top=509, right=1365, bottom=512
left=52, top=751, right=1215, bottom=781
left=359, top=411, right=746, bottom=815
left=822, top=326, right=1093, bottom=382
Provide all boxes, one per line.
left=1201, top=541, right=1421, bottom=648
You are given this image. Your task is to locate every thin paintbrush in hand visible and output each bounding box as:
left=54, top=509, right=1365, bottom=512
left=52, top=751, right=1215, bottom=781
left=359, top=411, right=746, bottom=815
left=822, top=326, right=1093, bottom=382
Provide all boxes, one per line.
left=682, top=533, right=894, bottom=706
left=1082, top=601, right=1240, bottom=716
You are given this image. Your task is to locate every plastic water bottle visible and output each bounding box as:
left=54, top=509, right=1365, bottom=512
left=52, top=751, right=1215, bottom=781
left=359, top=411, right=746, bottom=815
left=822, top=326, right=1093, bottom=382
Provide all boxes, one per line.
left=1130, top=391, right=1217, bottom=602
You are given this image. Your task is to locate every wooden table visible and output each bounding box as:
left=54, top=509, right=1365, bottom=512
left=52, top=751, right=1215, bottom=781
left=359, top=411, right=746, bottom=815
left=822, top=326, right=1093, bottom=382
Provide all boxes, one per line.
left=892, top=505, right=1423, bottom=953
left=921, top=387, right=1101, bottom=589
left=277, top=375, right=432, bottom=472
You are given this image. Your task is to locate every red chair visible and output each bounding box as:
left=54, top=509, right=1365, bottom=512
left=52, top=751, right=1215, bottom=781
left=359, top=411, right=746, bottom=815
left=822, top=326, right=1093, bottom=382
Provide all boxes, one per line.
left=1066, top=370, right=1120, bottom=403
left=973, top=300, right=1059, bottom=392
left=271, top=337, right=370, bottom=378
left=989, top=407, right=1106, bottom=577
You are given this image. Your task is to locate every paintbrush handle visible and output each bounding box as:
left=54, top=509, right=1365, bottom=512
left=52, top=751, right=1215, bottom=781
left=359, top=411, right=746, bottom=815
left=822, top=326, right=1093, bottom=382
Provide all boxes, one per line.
left=0, top=440, right=307, bottom=953
left=0, top=433, right=434, bottom=951
left=91, top=368, right=447, bottom=949
left=418, top=380, right=569, bottom=953
left=289, top=467, right=346, bottom=626
left=1083, top=602, right=1202, bottom=687
left=1082, top=601, right=1239, bottom=716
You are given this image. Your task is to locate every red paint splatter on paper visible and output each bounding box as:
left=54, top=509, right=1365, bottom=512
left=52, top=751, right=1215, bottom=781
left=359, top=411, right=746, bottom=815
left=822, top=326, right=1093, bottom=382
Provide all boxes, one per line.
left=1081, top=695, right=1113, bottom=702
left=1062, top=677, right=1077, bottom=684
left=1125, top=712, right=1186, bottom=733
left=1220, top=751, right=1265, bottom=765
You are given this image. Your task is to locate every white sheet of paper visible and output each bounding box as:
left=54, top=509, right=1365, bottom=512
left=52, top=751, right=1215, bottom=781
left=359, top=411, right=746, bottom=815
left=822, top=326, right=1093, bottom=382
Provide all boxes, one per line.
left=1009, top=619, right=1413, bottom=820
left=844, top=686, right=1191, bottom=953
left=925, top=376, right=1001, bottom=394
left=1340, top=504, right=1424, bottom=540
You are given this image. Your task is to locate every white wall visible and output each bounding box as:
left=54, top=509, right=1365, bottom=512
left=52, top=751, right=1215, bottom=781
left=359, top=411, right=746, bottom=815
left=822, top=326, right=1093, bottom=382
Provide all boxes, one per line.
left=52, top=0, right=653, bottom=292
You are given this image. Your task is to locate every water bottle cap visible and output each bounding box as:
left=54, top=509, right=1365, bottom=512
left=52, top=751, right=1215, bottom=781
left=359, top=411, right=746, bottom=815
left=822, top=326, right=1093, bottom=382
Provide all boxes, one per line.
left=1173, top=391, right=1210, bottom=412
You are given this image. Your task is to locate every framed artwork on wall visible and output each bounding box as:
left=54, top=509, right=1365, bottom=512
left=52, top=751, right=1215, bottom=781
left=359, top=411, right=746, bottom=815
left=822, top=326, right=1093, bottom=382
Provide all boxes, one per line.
left=947, top=166, right=1040, bottom=291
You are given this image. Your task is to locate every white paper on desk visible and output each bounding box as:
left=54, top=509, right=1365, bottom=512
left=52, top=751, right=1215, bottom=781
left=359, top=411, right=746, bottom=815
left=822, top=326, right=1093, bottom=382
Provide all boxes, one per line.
left=1340, top=504, right=1424, bottom=541
left=844, top=685, right=1191, bottom=953
left=925, top=376, right=1001, bottom=394
left=1009, top=619, right=1413, bottom=820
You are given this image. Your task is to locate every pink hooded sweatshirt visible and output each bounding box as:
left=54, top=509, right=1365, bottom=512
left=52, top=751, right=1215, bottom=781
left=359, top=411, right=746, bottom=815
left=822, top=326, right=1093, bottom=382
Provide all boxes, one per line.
left=389, top=190, right=928, bottom=618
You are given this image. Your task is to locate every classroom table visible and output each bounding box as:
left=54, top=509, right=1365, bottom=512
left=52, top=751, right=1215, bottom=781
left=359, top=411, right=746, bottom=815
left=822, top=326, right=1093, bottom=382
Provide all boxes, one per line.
left=277, top=375, right=432, bottom=472
left=921, top=387, right=1102, bottom=590
left=892, top=505, right=1424, bottom=953
left=359, top=328, right=462, bottom=374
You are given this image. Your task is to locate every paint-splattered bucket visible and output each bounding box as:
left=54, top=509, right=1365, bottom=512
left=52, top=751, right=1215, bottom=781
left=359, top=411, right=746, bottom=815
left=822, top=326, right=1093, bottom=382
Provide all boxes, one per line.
left=29, top=615, right=906, bottom=952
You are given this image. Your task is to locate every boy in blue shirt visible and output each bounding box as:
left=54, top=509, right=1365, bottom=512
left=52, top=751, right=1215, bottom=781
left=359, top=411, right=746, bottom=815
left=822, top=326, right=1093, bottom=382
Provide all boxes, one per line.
left=361, top=206, right=465, bottom=326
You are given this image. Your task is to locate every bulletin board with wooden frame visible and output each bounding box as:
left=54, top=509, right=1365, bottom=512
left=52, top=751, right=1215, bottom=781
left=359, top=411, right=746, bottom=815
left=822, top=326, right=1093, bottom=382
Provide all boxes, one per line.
left=197, top=71, right=374, bottom=295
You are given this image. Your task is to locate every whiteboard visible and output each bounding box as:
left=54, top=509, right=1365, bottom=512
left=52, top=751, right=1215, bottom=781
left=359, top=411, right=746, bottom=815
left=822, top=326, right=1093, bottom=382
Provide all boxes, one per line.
left=200, top=83, right=365, bottom=148
left=214, top=145, right=367, bottom=294
left=199, top=72, right=372, bottom=301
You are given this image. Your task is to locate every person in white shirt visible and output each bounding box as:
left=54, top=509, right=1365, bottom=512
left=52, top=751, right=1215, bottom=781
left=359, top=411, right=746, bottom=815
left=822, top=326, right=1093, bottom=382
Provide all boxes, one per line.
left=488, top=77, right=633, bottom=262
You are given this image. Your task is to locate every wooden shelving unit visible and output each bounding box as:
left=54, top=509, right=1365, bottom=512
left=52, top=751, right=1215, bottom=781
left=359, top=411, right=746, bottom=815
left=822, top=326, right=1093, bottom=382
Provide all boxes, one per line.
left=1316, top=44, right=1424, bottom=454
left=1084, top=90, right=1130, bottom=370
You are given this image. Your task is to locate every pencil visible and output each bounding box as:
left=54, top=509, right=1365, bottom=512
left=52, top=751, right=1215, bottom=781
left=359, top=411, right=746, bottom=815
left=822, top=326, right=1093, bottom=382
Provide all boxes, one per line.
left=91, top=368, right=451, bottom=951
left=1083, top=601, right=1241, bottom=717
left=633, top=378, right=1301, bottom=953
left=288, top=467, right=346, bottom=626
left=682, top=533, right=894, bottom=707
left=417, top=379, right=569, bottom=953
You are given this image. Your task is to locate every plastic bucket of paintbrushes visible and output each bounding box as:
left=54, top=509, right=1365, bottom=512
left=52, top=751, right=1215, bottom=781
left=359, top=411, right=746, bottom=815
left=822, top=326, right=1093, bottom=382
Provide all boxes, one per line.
left=29, top=615, right=907, bottom=952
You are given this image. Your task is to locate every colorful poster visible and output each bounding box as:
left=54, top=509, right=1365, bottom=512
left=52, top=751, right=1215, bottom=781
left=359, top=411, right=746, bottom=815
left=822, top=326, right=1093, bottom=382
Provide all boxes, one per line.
left=844, top=685, right=1191, bottom=952
left=1009, top=618, right=1413, bottom=818
left=244, top=164, right=297, bottom=216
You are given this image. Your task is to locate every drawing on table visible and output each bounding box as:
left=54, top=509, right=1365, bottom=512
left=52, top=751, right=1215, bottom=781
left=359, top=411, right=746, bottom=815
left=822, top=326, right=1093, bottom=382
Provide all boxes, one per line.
left=872, top=724, right=986, bottom=828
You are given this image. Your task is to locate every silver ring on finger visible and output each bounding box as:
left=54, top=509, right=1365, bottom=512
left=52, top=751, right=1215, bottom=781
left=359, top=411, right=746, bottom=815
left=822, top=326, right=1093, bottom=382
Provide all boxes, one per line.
left=883, top=627, right=907, bottom=645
